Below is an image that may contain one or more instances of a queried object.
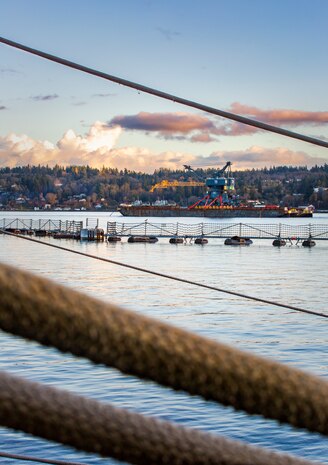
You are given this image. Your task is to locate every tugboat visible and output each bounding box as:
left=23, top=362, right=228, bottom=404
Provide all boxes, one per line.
left=281, top=206, right=314, bottom=218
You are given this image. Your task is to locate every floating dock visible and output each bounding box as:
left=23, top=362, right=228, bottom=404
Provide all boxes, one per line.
left=1, top=218, right=328, bottom=245
left=107, top=221, right=328, bottom=241
left=0, top=218, right=83, bottom=238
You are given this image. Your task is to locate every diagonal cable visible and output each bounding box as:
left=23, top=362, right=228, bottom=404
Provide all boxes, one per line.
left=1, top=229, right=327, bottom=319
left=1, top=36, right=328, bottom=149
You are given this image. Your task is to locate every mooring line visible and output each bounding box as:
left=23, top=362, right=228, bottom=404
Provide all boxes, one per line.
left=1, top=230, right=327, bottom=319
left=1, top=36, right=328, bottom=149
left=0, top=369, right=320, bottom=465
left=0, top=451, right=87, bottom=465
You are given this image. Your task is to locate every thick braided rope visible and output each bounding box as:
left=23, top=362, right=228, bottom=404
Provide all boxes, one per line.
left=0, top=371, right=318, bottom=465
left=0, top=262, right=327, bottom=435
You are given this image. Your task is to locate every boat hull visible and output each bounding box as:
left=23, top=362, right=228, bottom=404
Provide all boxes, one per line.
left=118, top=206, right=296, bottom=218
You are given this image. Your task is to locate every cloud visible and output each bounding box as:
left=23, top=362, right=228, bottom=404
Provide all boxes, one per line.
left=1, top=121, right=327, bottom=172
left=0, top=121, right=196, bottom=172
left=108, top=106, right=328, bottom=142
left=109, top=112, right=214, bottom=133
left=211, top=122, right=258, bottom=137
left=314, top=134, right=328, bottom=142
left=157, top=27, right=180, bottom=40
left=92, top=93, right=115, bottom=98
left=230, top=102, right=328, bottom=126
left=30, top=94, right=59, bottom=102
left=108, top=112, right=216, bottom=142
left=209, top=146, right=327, bottom=170
left=109, top=111, right=258, bottom=140
left=0, top=133, right=56, bottom=167
left=191, top=133, right=216, bottom=143
left=0, top=68, right=21, bottom=75
left=72, top=101, right=87, bottom=106
left=0, top=106, right=7, bottom=110
left=57, top=122, right=121, bottom=153
left=0, top=122, right=121, bottom=168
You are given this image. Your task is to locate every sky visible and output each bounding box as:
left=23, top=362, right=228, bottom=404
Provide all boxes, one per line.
left=1, top=0, right=328, bottom=173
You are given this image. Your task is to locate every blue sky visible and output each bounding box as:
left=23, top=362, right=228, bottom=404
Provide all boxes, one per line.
left=1, top=0, right=328, bottom=172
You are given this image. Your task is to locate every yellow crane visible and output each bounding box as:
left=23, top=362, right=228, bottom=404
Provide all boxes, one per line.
left=149, top=180, right=205, bottom=193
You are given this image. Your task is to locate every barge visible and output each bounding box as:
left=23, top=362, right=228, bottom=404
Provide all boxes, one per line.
left=118, top=204, right=313, bottom=218
left=118, top=162, right=313, bottom=218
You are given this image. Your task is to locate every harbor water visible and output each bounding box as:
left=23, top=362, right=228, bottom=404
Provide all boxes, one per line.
left=1, top=211, right=328, bottom=464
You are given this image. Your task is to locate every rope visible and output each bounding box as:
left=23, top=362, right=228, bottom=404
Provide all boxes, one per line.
left=0, top=451, right=87, bottom=465
left=0, top=370, right=317, bottom=465
left=0, top=262, right=328, bottom=438
left=2, top=230, right=327, bottom=319
left=1, top=36, right=328, bottom=150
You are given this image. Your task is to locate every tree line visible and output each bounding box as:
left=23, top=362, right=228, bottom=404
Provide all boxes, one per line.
left=1, top=163, right=328, bottom=210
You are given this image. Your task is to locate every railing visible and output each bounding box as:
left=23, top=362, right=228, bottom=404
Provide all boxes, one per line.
left=2, top=218, right=328, bottom=240
left=0, top=218, right=83, bottom=234
left=107, top=221, right=328, bottom=240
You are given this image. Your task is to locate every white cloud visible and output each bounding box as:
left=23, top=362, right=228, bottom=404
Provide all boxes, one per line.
left=1, top=133, right=55, bottom=166
left=58, top=121, right=121, bottom=153
left=0, top=122, right=122, bottom=168
left=0, top=121, right=327, bottom=172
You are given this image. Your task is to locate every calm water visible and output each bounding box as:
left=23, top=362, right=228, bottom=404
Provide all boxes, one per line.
left=0, top=211, right=328, bottom=464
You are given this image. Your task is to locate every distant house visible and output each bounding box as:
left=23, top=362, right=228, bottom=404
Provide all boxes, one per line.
left=313, top=187, right=328, bottom=193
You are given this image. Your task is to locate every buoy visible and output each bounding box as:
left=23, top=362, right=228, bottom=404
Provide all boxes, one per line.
left=272, top=238, right=286, bottom=247
left=169, top=237, right=183, bottom=244
left=302, top=239, right=316, bottom=247
left=195, top=238, right=208, bottom=244
left=128, top=236, right=158, bottom=243
left=224, top=236, right=252, bottom=246
left=34, top=230, right=47, bottom=237
left=107, top=236, right=121, bottom=242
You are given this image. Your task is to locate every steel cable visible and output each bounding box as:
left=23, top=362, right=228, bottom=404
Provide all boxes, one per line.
left=0, top=451, right=87, bottom=465
left=1, top=36, right=328, bottom=149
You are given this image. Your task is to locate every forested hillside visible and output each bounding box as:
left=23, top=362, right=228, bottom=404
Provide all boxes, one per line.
left=1, top=164, right=328, bottom=210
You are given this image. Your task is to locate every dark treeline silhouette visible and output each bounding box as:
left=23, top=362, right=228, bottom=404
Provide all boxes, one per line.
left=1, top=164, right=328, bottom=210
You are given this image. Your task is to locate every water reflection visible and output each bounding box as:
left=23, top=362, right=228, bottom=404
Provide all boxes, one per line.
left=0, top=213, right=327, bottom=463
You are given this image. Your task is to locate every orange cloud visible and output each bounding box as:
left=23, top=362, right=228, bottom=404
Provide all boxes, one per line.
left=209, top=146, right=327, bottom=170
left=109, top=111, right=215, bottom=135
left=108, top=111, right=260, bottom=140
left=230, top=102, right=328, bottom=126
left=108, top=106, right=328, bottom=142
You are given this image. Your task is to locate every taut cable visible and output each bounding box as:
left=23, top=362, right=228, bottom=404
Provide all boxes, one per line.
left=1, top=36, right=328, bottom=149
left=1, top=230, right=327, bottom=319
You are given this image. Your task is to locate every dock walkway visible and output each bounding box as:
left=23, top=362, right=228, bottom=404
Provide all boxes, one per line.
left=107, top=221, right=328, bottom=241
left=1, top=218, right=328, bottom=241
left=0, top=218, right=82, bottom=236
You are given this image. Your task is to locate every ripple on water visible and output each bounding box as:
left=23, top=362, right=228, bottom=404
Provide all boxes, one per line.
left=0, top=214, right=327, bottom=464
